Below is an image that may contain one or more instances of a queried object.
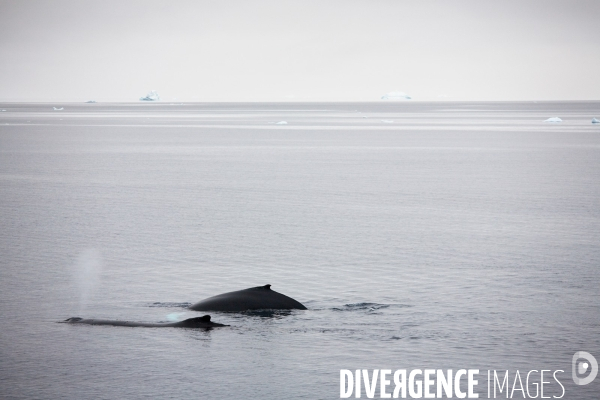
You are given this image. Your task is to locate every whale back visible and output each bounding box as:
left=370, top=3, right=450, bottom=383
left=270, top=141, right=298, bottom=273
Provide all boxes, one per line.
left=175, top=315, right=227, bottom=328
left=63, top=315, right=228, bottom=328
left=189, top=284, right=307, bottom=312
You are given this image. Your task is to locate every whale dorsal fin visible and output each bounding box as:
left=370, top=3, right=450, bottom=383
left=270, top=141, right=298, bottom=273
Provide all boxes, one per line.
left=200, top=315, right=211, bottom=322
left=263, top=284, right=271, bottom=290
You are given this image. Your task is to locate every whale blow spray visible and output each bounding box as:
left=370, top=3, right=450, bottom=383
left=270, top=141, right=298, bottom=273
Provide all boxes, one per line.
left=72, top=248, right=102, bottom=315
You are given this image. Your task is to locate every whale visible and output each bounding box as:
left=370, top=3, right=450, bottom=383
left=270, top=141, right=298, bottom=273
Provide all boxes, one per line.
left=189, top=284, right=307, bottom=312
left=62, top=315, right=228, bottom=328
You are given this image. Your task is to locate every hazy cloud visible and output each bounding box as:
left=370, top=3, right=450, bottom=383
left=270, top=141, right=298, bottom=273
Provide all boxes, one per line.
left=1, top=0, right=599, bottom=101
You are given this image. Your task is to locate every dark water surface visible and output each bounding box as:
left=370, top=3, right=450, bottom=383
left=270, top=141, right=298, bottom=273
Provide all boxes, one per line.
left=1, top=102, right=599, bottom=399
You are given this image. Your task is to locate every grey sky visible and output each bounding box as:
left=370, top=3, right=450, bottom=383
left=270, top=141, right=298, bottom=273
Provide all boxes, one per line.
left=1, top=0, right=599, bottom=101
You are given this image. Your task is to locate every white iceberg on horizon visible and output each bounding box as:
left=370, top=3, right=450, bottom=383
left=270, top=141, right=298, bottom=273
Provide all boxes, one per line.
left=381, top=91, right=411, bottom=100
left=140, top=90, right=160, bottom=101
left=85, top=100, right=96, bottom=103
left=592, top=118, right=599, bottom=124
left=275, top=121, right=288, bottom=125
left=544, top=117, right=562, bottom=123
left=53, top=107, right=64, bottom=110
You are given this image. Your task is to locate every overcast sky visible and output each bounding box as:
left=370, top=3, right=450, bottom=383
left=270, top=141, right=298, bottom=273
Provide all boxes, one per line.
left=1, top=0, right=599, bottom=101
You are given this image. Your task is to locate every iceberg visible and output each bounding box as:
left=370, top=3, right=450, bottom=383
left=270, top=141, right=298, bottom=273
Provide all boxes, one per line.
left=381, top=91, right=411, bottom=100
left=85, top=100, right=96, bottom=103
left=592, top=118, right=600, bottom=124
left=275, top=121, right=288, bottom=125
left=53, top=107, right=64, bottom=110
left=544, top=117, right=562, bottom=123
left=140, top=90, right=160, bottom=101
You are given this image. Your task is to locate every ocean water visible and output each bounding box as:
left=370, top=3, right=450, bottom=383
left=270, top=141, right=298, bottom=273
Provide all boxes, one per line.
left=0, top=101, right=599, bottom=399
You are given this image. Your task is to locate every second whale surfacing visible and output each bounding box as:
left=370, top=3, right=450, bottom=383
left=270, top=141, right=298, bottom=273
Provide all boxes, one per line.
left=189, top=284, right=307, bottom=312
left=63, top=315, right=228, bottom=328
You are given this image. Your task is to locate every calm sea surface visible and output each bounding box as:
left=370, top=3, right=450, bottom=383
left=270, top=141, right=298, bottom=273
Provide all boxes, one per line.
left=1, top=102, right=599, bottom=399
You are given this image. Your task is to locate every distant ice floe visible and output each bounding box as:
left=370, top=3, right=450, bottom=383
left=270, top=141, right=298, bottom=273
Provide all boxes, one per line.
left=544, top=117, right=562, bottom=123
left=140, top=90, right=160, bottom=101
left=53, top=107, right=64, bottom=111
left=381, top=91, right=411, bottom=100
left=275, top=121, right=288, bottom=125
left=592, top=118, right=600, bottom=124
left=85, top=100, right=96, bottom=103
left=1, top=109, right=6, bottom=112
